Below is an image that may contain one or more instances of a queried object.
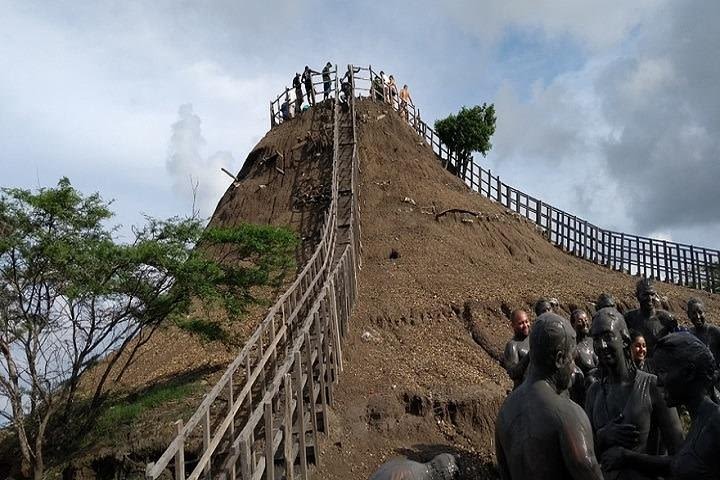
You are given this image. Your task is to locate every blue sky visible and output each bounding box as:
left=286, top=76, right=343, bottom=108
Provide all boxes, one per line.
left=2, top=0, right=718, bottom=249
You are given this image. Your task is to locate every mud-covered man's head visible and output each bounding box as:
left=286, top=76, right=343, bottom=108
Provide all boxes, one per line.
left=530, top=313, right=577, bottom=392
left=510, top=309, right=530, bottom=339
left=687, top=298, right=706, bottom=329
left=596, top=292, right=616, bottom=310
left=429, top=453, right=458, bottom=480
left=635, top=278, right=658, bottom=313
left=654, top=332, right=718, bottom=407
left=591, top=308, right=631, bottom=370
left=534, top=298, right=554, bottom=317
left=570, top=309, right=590, bottom=338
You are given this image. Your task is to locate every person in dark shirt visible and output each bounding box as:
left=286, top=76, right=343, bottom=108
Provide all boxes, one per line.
left=322, top=62, right=332, bottom=101
left=280, top=89, right=291, bottom=122
left=292, top=73, right=303, bottom=114
left=302, top=66, right=319, bottom=106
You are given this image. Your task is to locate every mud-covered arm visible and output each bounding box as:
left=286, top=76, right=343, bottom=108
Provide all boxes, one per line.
left=651, top=382, right=684, bottom=454
left=559, top=404, right=604, bottom=479
left=602, top=447, right=671, bottom=476
left=503, top=342, right=529, bottom=381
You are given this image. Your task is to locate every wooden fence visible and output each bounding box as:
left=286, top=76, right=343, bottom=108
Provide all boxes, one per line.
left=146, top=65, right=361, bottom=480
left=351, top=66, right=720, bottom=292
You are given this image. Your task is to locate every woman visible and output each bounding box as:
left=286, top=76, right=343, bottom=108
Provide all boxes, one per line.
left=630, top=330, right=647, bottom=370
left=585, top=308, right=683, bottom=479
left=603, top=333, right=720, bottom=478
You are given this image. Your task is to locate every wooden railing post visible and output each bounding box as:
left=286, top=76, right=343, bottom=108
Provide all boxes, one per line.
left=283, top=374, right=295, bottom=480
left=175, top=420, right=185, bottom=480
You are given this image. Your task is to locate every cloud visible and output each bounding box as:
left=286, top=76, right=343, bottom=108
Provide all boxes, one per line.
left=440, top=0, right=665, bottom=51
left=597, top=1, right=720, bottom=235
left=166, top=104, right=234, bottom=218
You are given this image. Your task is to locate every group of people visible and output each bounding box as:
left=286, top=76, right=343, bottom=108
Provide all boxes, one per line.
left=279, top=63, right=335, bottom=122
left=498, top=278, right=720, bottom=479
left=371, top=70, right=414, bottom=121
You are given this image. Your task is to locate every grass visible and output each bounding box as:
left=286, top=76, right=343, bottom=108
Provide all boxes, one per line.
left=95, top=382, right=198, bottom=434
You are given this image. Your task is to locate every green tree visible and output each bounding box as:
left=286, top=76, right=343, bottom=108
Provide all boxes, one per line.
left=0, top=178, right=296, bottom=479
left=434, top=103, right=496, bottom=178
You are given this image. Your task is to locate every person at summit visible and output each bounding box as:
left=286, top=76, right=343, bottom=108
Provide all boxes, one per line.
left=292, top=73, right=303, bottom=114
left=302, top=65, right=319, bottom=106
left=322, top=62, right=333, bottom=101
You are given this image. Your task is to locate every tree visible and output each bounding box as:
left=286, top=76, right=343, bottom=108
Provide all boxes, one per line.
left=0, top=178, right=296, bottom=479
left=434, top=103, right=496, bottom=178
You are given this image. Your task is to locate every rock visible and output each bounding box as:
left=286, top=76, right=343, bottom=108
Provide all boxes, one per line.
left=403, top=197, right=416, bottom=206
left=361, top=331, right=373, bottom=342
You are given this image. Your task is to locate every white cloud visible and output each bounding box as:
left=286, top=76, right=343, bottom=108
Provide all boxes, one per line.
left=441, top=0, right=665, bottom=51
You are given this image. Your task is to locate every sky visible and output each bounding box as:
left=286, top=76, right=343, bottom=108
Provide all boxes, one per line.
left=2, top=0, right=718, bottom=249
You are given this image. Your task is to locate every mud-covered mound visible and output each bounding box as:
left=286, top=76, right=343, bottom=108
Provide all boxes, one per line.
left=208, top=102, right=334, bottom=265
left=312, top=99, right=720, bottom=480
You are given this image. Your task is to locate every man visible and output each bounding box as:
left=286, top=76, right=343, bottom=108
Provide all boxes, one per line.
left=687, top=298, right=720, bottom=367
left=596, top=292, right=616, bottom=310
left=586, top=307, right=683, bottom=479
left=569, top=309, right=598, bottom=404
left=280, top=89, right=291, bottom=122
left=322, top=62, right=332, bottom=101
left=302, top=65, right=319, bottom=106
left=496, top=313, right=603, bottom=479
left=292, top=73, right=303, bottom=114
left=534, top=298, right=553, bottom=317
left=624, top=279, right=677, bottom=355
left=399, top=84, right=413, bottom=121
left=503, top=309, right=530, bottom=390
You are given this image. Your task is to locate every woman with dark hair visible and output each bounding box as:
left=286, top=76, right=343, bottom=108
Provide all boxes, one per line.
left=585, top=308, right=683, bottom=479
left=629, top=330, right=647, bottom=371
left=603, top=332, right=720, bottom=478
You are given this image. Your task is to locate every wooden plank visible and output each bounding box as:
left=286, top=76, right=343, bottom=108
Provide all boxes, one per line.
left=239, top=437, right=252, bottom=480
left=203, top=407, right=211, bottom=479
left=175, top=420, right=185, bottom=480
left=228, top=379, right=236, bottom=480
left=303, top=332, right=320, bottom=466
left=313, top=312, right=330, bottom=432
left=283, top=374, right=295, bottom=480
left=329, top=280, right=343, bottom=372
left=293, top=352, right=308, bottom=479
left=265, top=401, right=275, bottom=480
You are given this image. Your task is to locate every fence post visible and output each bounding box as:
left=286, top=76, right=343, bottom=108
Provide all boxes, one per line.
left=265, top=401, right=275, bottom=480
left=270, top=102, right=276, bottom=128
left=175, top=420, right=185, bottom=480
left=283, top=374, right=295, bottom=480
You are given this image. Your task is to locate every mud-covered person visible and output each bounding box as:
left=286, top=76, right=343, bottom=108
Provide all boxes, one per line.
left=602, top=333, right=720, bottom=479
left=586, top=308, right=683, bottom=480
left=687, top=298, right=720, bottom=365
left=625, top=279, right=678, bottom=357
left=369, top=453, right=458, bottom=480
left=503, top=309, right=530, bottom=390
left=496, top=313, right=603, bottom=479
left=570, top=309, right=598, bottom=404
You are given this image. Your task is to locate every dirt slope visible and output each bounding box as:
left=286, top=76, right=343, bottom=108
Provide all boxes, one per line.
left=311, top=99, right=720, bottom=480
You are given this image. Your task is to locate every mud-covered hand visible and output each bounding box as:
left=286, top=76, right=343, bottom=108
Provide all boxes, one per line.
left=597, top=415, right=640, bottom=449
